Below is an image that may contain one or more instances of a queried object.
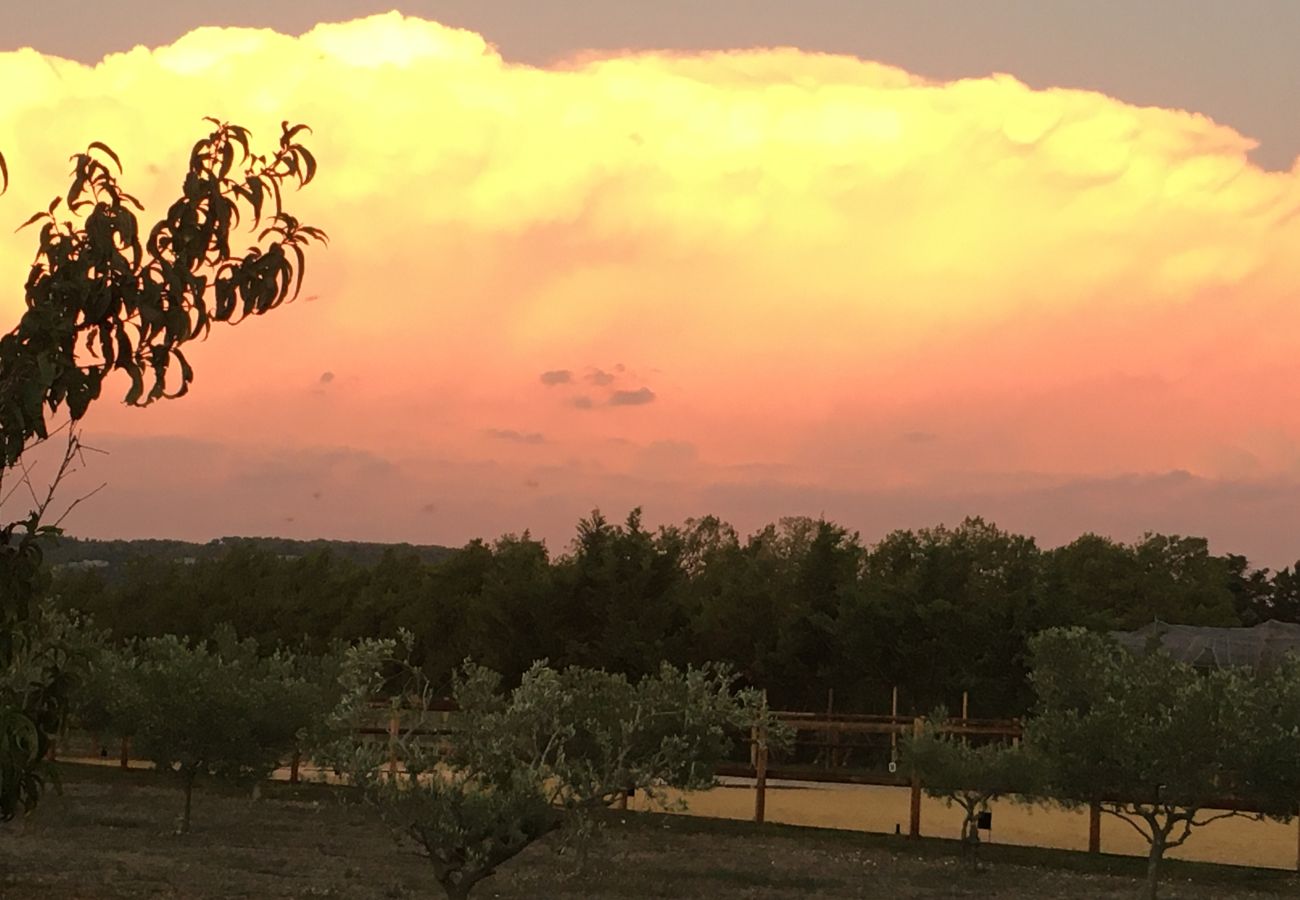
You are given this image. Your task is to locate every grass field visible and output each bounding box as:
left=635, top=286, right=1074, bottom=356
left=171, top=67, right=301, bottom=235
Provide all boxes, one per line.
left=1, top=763, right=1296, bottom=899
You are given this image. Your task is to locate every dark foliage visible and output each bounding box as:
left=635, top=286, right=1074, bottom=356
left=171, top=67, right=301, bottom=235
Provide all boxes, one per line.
left=49, top=511, right=1284, bottom=715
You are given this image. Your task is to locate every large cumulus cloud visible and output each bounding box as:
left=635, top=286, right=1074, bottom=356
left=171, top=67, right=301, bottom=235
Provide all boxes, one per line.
left=2, top=13, right=1300, bottom=561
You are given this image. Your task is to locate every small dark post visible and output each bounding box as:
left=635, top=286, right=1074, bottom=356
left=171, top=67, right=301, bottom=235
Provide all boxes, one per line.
left=120, top=736, right=130, bottom=769
left=908, top=717, right=923, bottom=838
left=1088, top=800, right=1102, bottom=854
left=960, top=691, right=970, bottom=746
left=825, top=688, right=837, bottom=768
left=290, top=749, right=302, bottom=785
left=753, top=725, right=768, bottom=824
left=890, top=686, right=900, bottom=765
left=387, top=710, right=400, bottom=778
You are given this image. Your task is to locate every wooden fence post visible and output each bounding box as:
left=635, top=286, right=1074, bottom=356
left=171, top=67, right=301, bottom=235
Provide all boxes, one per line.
left=290, top=749, right=302, bottom=785
left=1088, top=800, right=1102, bottom=854
left=960, top=691, right=969, bottom=746
left=387, top=709, right=400, bottom=778
left=908, top=717, right=923, bottom=838
left=825, top=688, right=838, bottom=769
left=753, top=724, right=768, bottom=824
left=890, top=686, right=899, bottom=764
left=120, top=736, right=130, bottom=769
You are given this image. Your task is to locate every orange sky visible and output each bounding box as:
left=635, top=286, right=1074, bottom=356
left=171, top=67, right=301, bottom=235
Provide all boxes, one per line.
left=3, top=13, right=1300, bottom=564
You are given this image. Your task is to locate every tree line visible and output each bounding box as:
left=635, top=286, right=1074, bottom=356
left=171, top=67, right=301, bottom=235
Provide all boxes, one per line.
left=46, top=535, right=456, bottom=571
left=49, top=510, right=1297, bottom=716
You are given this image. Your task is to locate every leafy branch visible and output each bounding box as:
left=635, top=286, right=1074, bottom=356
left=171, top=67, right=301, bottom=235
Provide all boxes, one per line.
left=0, top=119, right=324, bottom=823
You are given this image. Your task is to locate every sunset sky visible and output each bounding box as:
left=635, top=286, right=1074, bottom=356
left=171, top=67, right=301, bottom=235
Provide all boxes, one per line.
left=3, top=3, right=1300, bottom=565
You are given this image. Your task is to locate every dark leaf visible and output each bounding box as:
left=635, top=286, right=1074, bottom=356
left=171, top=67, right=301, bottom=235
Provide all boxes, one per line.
left=87, top=141, right=122, bottom=173
left=14, top=212, right=45, bottom=233
left=297, top=146, right=317, bottom=186
left=123, top=362, right=145, bottom=405
left=281, top=122, right=311, bottom=146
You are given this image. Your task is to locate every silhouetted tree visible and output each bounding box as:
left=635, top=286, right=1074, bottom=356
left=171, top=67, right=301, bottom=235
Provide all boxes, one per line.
left=0, top=120, right=323, bottom=820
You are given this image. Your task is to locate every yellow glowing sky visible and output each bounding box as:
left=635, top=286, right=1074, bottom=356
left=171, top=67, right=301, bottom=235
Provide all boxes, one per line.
left=3, top=14, right=1300, bottom=562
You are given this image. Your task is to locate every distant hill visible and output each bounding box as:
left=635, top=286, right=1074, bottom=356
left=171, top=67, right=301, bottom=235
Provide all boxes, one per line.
left=44, top=535, right=460, bottom=572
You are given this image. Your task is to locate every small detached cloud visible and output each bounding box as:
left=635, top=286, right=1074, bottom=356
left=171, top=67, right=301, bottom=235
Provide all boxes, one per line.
left=485, top=428, right=546, bottom=445
left=585, top=368, right=616, bottom=386
left=319, top=371, right=336, bottom=384
left=539, top=369, right=573, bottom=386
left=571, top=395, right=594, bottom=409
left=610, top=387, right=656, bottom=407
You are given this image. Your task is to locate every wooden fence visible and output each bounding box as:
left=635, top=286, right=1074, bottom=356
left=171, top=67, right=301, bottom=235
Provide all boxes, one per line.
left=49, top=699, right=1300, bottom=871
left=739, top=711, right=1300, bottom=872
left=738, top=712, right=1022, bottom=840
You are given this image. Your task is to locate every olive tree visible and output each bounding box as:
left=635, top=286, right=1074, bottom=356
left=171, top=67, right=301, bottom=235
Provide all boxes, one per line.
left=0, top=121, right=323, bottom=820
left=89, top=634, right=323, bottom=832
left=330, top=642, right=777, bottom=900
left=902, top=715, right=1043, bottom=852
left=1027, top=627, right=1299, bottom=900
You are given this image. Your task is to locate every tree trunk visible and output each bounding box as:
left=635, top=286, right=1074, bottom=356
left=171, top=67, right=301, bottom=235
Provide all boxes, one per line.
left=1145, top=834, right=1166, bottom=900
left=438, top=875, right=473, bottom=900
left=960, top=806, right=981, bottom=868
left=957, top=797, right=979, bottom=845
left=181, top=772, right=195, bottom=834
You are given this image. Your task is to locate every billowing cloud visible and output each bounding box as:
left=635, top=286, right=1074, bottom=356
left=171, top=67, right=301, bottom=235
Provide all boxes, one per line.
left=3, top=14, right=1300, bottom=563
